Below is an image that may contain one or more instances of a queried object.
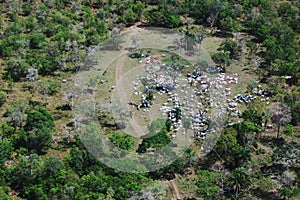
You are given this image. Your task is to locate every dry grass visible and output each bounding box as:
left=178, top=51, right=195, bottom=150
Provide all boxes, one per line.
left=176, top=171, right=199, bottom=199
left=201, top=37, right=224, bottom=55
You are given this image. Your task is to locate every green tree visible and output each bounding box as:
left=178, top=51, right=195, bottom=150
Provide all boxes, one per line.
left=5, top=58, right=30, bottom=81
left=146, top=91, right=154, bottom=102
left=0, top=187, right=13, bottom=200
left=218, top=39, right=242, bottom=59
left=229, top=167, right=250, bottom=199
left=8, top=155, right=42, bottom=197
left=42, top=156, right=66, bottom=191
left=242, top=109, right=262, bottom=126
left=165, top=119, right=172, bottom=132
left=5, top=99, right=30, bottom=130
left=279, top=187, right=293, bottom=200
left=196, top=170, right=221, bottom=199
left=215, top=133, right=250, bottom=168
left=255, top=176, right=275, bottom=194
left=220, top=16, right=240, bottom=32
left=66, top=137, right=102, bottom=176
left=0, top=123, right=14, bottom=138
left=37, top=80, right=61, bottom=96
left=0, top=91, right=7, bottom=107
left=138, top=126, right=171, bottom=153
left=290, top=100, right=300, bottom=125
left=0, top=138, right=13, bottom=165
left=21, top=4, right=33, bottom=16
left=175, top=107, right=182, bottom=122
left=28, top=33, right=46, bottom=49
left=25, top=185, right=47, bottom=200
left=24, top=106, right=55, bottom=132
left=109, top=132, right=135, bottom=151
left=145, top=5, right=181, bottom=28
left=22, top=106, right=55, bottom=153
left=123, top=9, right=137, bottom=26
left=238, top=109, right=262, bottom=143
left=212, top=51, right=230, bottom=70
left=284, top=124, right=294, bottom=140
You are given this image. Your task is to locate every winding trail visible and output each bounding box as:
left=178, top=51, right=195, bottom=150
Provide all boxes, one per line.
left=114, top=24, right=147, bottom=137
left=166, top=179, right=182, bottom=200
left=114, top=24, right=183, bottom=198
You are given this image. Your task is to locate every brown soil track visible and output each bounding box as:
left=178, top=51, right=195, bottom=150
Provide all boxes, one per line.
left=166, top=179, right=182, bottom=200
left=114, top=24, right=148, bottom=137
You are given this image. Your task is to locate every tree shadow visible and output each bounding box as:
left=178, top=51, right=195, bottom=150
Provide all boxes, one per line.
left=37, top=148, right=50, bottom=155
left=251, top=188, right=280, bottom=200
left=195, top=150, right=220, bottom=170
left=124, top=47, right=136, bottom=51
left=98, top=118, right=121, bottom=131
left=260, top=163, right=285, bottom=176
left=258, top=135, right=285, bottom=148
left=250, top=37, right=264, bottom=44
left=56, top=104, right=72, bottom=111
left=167, top=45, right=178, bottom=51
left=63, top=66, right=78, bottom=73
left=211, top=30, right=232, bottom=38
left=99, top=45, right=120, bottom=51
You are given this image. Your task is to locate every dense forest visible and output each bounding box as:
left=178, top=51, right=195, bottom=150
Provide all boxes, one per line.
left=0, top=0, right=299, bottom=199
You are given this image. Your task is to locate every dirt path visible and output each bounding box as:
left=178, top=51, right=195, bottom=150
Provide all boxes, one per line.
left=166, top=179, right=182, bottom=200
left=114, top=24, right=148, bottom=137
left=115, top=22, right=142, bottom=80
left=166, top=180, right=176, bottom=200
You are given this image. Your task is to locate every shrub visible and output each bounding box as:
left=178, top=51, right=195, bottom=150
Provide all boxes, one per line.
left=0, top=91, right=7, bottom=107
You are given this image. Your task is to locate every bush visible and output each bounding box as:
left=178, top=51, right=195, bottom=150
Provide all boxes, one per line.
left=218, top=39, right=241, bottom=59
left=0, top=91, right=7, bottom=107
left=284, top=124, right=294, bottom=136
left=279, top=187, right=293, bottom=200
left=255, top=148, right=266, bottom=155
left=21, top=106, right=55, bottom=153
left=137, top=125, right=170, bottom=153
left=196, top=170, right=220, bottom=199
left=46, top=80, right=61, bottom=96
left=5, top=59, right=30, bottom=81
left=255, top=176, right=274, bottom=193
left=293, top=187, right=300, bottom=197
left=22, top=4, right=33, bottom=16
left=109, top=132, right=135, bottom=152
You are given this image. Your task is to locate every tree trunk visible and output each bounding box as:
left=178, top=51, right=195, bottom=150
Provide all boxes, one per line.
left=264, top=118, right=268, bottom=132
left=235, top=186, right=239, bottom=200
left=276, top=125, right=280, bottom=138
